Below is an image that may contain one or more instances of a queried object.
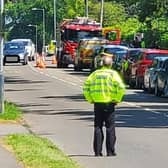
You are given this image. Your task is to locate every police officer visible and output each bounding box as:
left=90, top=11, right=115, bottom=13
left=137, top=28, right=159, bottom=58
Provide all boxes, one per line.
left=83, top=52, right=125, bottom=157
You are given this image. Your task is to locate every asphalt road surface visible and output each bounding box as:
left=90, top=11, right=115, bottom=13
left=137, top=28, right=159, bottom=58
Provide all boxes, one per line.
left=4, top=58, right=168, bottom=168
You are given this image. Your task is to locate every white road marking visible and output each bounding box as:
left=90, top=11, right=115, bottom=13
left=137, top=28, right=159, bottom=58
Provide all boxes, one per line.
left=28, top=63, right=167, bottom=116
left=29, top=63, right=78, bottom=86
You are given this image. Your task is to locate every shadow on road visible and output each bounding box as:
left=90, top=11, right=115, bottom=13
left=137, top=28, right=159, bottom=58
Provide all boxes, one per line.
left=40, top=94, right=85, bottom=102
left=124, top=91, right=168, bottom=103
left=115, top=106, right=168, bottom=128
left=63, top=68, right=90, bottom=77
left=5, top=76, right=49, bottom=84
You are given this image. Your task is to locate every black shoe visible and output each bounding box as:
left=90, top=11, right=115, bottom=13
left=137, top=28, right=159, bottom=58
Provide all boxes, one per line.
left=107, top=152, right=117, bottom=156
left=95, top=153, right=103, bottom=157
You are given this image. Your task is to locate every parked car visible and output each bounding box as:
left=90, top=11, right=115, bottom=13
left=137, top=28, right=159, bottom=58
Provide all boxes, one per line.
left=11, top=39, right=35, bottom=61
left=144, top=57, right=168, bottom=93
left=154, top=58, right=168, bottom=97
left=121, top=48, right=142, bottom=85
left=3, top=41, right=28, bottom=65
left=93, top=44, right=129, bottom=70
left=74, top=37, right=108, bottom=71
left=129, top=49, right=168, bottom=89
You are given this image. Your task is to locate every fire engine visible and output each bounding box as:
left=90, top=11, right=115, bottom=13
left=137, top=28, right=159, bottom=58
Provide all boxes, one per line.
left=57, top=17, right=102, bottom=68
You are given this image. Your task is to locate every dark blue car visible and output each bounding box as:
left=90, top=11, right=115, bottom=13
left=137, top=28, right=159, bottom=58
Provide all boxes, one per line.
left=3, top=41, right=28, bottom=65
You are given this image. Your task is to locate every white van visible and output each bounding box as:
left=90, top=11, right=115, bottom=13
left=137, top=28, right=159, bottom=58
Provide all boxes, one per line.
left=11, top=39, right=35, bottom=61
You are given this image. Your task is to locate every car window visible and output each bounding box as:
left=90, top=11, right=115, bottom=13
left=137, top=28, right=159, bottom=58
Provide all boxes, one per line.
left=129, top=50, right=141, bottom=61
left=23, top=41, right=29, bottom=46
left=146, top=54, right=168, bottom=60
left=114, top=50, right=128, bottom=62
left=104, top=48, right=127, bottom=54
left=165, top=61, right=168, bottom=72
left=151, top=59, right=158, bottom=68
left=138, top=52, right=144, bottom=60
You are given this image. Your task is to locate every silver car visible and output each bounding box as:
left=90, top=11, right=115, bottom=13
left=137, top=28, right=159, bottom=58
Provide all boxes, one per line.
left=11, top=39, right=35, bottom=61
left=3, top=41, right=28, bottom=65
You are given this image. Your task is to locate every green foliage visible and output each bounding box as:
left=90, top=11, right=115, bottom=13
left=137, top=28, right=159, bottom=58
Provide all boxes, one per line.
left=89, top=2, right=126, bottom=26
left=4, top=0, right=168, bottom=49
left=160, top=33, right=168, bottom=49
left=0, top=101, right=22, bottom=120
left=4, top=134, right=81, bottom=168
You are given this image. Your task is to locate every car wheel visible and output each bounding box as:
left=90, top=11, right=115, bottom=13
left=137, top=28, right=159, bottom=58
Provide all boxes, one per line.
left=135, top=76, right=141, bottom=89
left=74, top=63, right=81, bottom=71
left=32, top=56, right=35, bottom=61
left=28, top=56, right=32, bottom=61
left=57, top=61, right=62, bottom=68
left=22, top=57, right=28, bottom=65
left=148, top=79, right=152, bottom=93
left=154, top=81, right=162, bottom=97
left=163, top=81, right=168, bottom=96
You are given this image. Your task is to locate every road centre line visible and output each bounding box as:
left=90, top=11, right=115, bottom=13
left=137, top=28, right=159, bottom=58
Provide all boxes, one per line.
left=123, top=101, right=164, bottom=115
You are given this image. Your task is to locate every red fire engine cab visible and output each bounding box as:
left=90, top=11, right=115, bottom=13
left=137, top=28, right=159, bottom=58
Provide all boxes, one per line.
left=57, top=17, right=102, bottom=68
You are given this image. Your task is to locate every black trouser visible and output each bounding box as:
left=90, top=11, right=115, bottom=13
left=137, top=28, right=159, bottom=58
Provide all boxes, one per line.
left=93, top=103, right=116, bottom=155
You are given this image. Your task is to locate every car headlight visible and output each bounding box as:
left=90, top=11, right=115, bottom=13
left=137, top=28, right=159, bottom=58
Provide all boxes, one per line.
left=18, top=53, right=25, bottom=59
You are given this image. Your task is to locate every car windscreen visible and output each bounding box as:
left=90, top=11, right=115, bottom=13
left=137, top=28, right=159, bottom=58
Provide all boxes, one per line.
left=104, top=48, right=127, bottom=54
left=4, top=43, right=25, bottom=50
left=114, top=51, right=128, bottom=62
left=129, top=50, right=141, bottom=61
left=22, top=41, right=29, bottom=46
left=146, top=53, right=168, bottom=60
left=64, top=29, right=102, bottom=42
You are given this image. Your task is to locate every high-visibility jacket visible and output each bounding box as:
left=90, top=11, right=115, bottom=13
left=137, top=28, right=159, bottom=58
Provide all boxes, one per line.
left=83, top=67, right=125, bottom=103
left=122, top=60, right=129, bottom=71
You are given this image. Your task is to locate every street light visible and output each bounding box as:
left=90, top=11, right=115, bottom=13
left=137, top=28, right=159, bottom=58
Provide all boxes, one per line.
left=100, top=0, right=104, bottom=28
left=32, top=8, right=45, bottom=53
left=0, top=0, right=4, bottom=113
left=54, top=0, right=56, bottom=42
left=28, top=24, right=38, bottom=56
left=84, top=0, right=88, bottom=18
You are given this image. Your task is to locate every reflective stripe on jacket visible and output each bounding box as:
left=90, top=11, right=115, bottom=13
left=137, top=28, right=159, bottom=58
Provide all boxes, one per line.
left=83, top=67, right=125, bottom=103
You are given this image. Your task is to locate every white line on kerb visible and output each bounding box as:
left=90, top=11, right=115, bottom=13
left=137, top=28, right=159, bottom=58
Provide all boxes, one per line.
left=29, top=63, right=78, bottom=86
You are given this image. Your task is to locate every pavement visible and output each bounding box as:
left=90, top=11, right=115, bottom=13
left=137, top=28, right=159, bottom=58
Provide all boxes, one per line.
left=0, top=121, right=29, bottom=168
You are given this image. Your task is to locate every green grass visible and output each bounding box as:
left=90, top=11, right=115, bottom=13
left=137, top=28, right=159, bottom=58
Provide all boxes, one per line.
left=4, top=134, right=82, bottom=168
left=0, top=101, right=22, bottom=121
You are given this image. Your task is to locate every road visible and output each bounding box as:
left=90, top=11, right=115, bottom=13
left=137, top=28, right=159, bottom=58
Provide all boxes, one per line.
left=4, top=58, right=168, bottom=168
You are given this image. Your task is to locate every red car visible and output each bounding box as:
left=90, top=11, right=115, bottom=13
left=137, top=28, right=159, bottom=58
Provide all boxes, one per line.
left=129, top=49, right=168, bottom=89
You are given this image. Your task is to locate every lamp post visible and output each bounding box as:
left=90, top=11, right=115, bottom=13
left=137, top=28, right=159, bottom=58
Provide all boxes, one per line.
left=32, top=8, right=45, bottom=53
left=84, top=0, right=88, bottom=18
left=100, top=0, right=104, bottom=28
left=54, top=0, right=56, bottom=42
left=28, top=24, right=38, bottom=56
left=0, top=0, right=4, bottom=113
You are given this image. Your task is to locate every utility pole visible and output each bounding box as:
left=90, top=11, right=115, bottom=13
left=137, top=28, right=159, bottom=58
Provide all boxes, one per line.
left=28, top=24, right=38, bottom=56
left=54, top=0, right=56, bottom=42
left=32, top=8, right=45, bottom=53
left=0, top=0, right=4, bottom=113
left=100, top=0, right=104, bottom=28
left=84, top=0, right=88, bottom=18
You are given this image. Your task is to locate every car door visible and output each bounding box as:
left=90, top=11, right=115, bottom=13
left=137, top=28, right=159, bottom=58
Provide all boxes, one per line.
left=158, top=61, right=167, bottom=90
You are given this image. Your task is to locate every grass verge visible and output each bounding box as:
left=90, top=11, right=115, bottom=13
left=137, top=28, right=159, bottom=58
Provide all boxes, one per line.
left=3, top=134, right=82, bottom=168
left=0, top=101, right=22, bottom=121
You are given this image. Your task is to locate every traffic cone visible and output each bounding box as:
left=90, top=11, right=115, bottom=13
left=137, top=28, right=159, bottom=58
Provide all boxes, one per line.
left=35, top=53, right=41, bottom=67
left=42, top=53, right=46, bottom=65
left=51, top=55, right=57, bottom=64
left=38, top=56, right=46, bottom=69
